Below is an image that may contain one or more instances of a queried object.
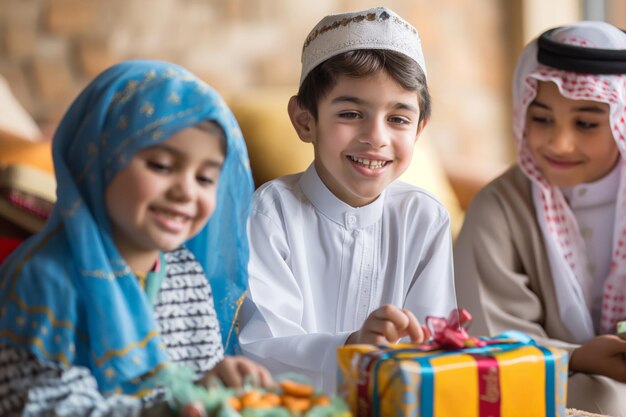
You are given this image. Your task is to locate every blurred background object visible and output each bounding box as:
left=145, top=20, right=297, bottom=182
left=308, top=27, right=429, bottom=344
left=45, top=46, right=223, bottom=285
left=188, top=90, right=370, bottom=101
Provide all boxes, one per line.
left=0, top=74, right=43, bottom=142
left=0, top=0, right=624, bottom=243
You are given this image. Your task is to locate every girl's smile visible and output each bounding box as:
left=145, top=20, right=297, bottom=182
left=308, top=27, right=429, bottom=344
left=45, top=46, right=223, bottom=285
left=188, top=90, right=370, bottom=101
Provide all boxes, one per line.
left=149, top=205, right=193, bottom=233
left=105, top=126, right=224, bottom=271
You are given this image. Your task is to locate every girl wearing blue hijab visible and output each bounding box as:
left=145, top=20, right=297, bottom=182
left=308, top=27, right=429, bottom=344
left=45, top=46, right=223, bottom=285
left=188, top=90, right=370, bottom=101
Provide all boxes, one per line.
left=0, top=60, right=270, bottom=416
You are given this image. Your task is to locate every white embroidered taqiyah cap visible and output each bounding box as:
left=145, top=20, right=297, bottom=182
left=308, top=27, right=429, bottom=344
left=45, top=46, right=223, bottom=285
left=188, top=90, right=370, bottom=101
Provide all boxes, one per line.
left=299, top=6, right=427, bottom=86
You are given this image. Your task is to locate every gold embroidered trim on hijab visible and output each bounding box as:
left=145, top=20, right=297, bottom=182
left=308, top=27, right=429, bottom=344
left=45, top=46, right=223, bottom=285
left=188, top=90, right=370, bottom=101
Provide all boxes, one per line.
left=93, top=329, right=160, bottom=366
left=0, top=331, right=71, bottom=365
left=9, top=297, right=75, bottom=330
left=224, top=293, right=246, bottom=351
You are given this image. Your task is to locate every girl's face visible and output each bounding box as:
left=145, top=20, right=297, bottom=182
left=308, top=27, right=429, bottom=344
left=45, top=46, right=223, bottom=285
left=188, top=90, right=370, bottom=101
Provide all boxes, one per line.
left=298, top=71, right=424, bottom=208
left=526, top=81, right=620, bottom=188
left=105, top=125, right=225, bottom=271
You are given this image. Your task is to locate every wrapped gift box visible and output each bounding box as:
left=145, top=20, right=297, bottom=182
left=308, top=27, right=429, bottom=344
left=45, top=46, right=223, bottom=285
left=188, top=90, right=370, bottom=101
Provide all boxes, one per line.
left=337, top=330, right=568, bottom=417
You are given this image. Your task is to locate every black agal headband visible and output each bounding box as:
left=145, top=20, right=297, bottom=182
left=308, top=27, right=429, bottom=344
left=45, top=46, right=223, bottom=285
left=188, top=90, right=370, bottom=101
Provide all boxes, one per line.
left=537, top=27, right=626, bottom=74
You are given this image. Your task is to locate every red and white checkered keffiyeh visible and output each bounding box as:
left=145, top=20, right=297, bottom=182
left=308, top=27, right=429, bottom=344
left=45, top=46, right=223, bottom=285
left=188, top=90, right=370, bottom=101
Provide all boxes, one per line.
left=513, top=21, right=626, bottom=340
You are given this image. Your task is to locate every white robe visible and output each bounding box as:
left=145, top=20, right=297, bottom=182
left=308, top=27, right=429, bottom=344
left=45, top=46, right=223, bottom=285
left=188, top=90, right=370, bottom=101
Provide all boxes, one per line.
left=239, top=164, right=456, bottom=393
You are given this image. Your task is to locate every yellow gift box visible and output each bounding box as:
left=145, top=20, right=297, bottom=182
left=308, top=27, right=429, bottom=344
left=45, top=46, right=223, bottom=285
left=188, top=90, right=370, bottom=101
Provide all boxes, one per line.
left=337, top=334, right=568, bottom=417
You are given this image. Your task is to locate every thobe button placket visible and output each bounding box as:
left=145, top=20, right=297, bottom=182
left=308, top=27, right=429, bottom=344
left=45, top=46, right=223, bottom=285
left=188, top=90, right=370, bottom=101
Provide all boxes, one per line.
left=577, top=188, right=587, bottom=197
left=346, top=214, right=357, bottom=229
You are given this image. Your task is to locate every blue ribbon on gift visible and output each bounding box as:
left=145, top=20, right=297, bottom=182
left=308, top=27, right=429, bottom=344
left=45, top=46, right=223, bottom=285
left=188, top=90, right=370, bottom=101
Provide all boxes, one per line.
left=369, top=331, right=557, bottom=417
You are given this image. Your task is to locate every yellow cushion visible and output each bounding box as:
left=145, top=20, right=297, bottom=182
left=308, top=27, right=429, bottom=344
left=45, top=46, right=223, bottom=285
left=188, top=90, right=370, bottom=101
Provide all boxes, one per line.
left=0, top=138, right=54, bottom=174
left=401, top=137, right=464, bottom=238
left=229, top=89, right=313, bottom=187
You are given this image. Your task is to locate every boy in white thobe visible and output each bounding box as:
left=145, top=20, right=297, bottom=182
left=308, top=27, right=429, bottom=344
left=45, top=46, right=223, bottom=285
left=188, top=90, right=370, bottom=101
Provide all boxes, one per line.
left=239, top=6, right=457, bottom=393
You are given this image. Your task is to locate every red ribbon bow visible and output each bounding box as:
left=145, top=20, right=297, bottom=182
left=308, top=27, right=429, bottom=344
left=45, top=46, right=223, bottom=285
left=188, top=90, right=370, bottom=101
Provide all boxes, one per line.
left=423, top=308, right=486, bottom=350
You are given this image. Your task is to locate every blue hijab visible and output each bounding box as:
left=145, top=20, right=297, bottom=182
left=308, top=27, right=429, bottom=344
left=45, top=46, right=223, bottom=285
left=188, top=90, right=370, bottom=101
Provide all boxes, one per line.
left=0, top=60, right=253, bottom=394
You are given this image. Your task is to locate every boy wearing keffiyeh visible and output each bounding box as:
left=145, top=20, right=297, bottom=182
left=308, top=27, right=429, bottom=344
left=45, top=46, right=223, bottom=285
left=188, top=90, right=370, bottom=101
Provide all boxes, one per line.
left=455, top=21, right=626, bottom=415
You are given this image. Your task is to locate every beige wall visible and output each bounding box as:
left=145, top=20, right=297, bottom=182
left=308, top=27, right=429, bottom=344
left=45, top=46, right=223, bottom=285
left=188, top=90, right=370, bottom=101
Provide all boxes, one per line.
left=0, top=0, right=583, bottom=173
left=607, top=0, right=626, bottom=27
left=522, top=0, right=581, bottom=44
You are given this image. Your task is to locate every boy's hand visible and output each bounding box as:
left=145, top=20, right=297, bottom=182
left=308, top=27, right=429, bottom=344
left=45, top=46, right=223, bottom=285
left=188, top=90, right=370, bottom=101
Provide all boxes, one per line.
left=346, top=304, right=430, bottom=345
left=198, top=356, right=275, bottom=389
left=569, top=335, right=626, bottom=382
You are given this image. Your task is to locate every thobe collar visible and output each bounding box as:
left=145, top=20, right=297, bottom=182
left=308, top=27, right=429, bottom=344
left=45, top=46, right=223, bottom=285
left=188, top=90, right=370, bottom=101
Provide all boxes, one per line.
left=299, top=164, right=385, bottom=230
left=561, top=162, right=621, bottom=209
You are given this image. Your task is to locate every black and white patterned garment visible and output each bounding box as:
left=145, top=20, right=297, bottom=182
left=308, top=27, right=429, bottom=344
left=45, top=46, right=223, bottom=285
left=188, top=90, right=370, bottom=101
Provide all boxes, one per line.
left=0, top=246, right=224, bottom=417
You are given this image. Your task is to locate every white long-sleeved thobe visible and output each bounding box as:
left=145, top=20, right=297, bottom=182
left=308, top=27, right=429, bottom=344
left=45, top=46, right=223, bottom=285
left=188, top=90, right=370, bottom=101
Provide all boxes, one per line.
left=239, top=164, right=456, bottom=393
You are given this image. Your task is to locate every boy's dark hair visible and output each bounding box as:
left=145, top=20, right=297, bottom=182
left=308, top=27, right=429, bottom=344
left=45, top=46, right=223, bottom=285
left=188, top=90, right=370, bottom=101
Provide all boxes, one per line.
left=296, top=49, right=431, bottom=123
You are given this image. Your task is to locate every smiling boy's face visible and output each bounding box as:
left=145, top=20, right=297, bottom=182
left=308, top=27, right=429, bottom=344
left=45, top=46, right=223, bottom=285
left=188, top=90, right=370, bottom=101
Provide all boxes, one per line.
left=526, top=81, right=620, bottom=188
left=105, top=125, right=224, bottom=271
left=290, top=70, right=425, bottom=207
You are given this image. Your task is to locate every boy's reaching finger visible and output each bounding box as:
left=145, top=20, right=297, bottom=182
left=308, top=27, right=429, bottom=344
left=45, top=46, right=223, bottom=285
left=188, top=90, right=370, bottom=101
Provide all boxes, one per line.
left=401, top=309, right=425, bottom=343
left=373, top=304, right=408, bottom=327
left=380, top=320, right=400, bottom=343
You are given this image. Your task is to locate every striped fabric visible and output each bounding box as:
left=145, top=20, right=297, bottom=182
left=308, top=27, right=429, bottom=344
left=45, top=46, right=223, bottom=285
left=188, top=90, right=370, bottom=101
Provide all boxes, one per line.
left=0, top=246, right=223, bottom=416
